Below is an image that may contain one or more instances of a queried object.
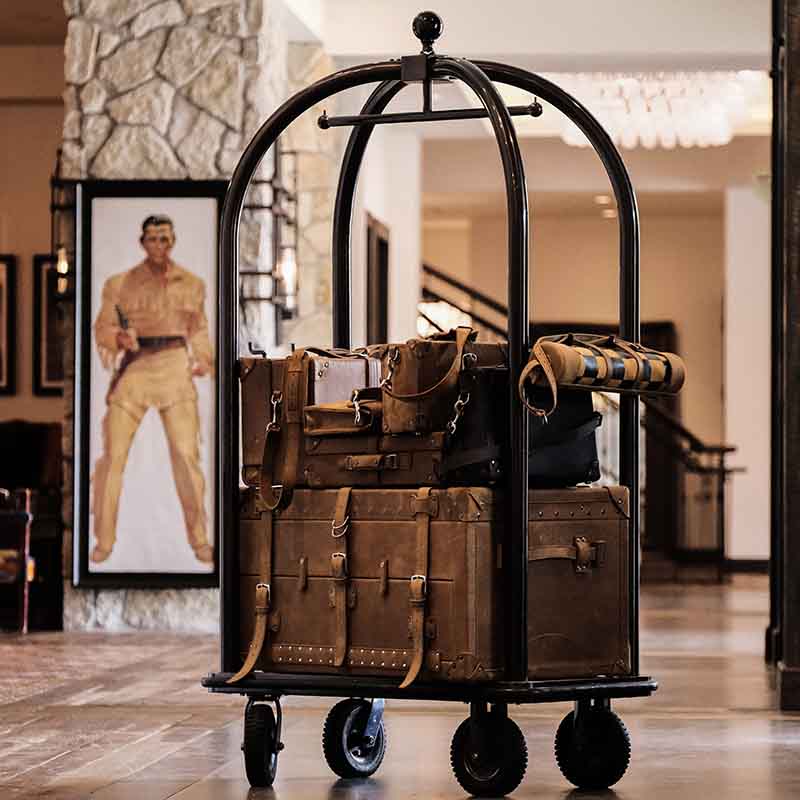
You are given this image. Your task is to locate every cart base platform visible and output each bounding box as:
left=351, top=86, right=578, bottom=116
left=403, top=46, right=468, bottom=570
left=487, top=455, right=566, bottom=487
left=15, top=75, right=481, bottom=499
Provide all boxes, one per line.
left=202, top=671, right=657, bottom=703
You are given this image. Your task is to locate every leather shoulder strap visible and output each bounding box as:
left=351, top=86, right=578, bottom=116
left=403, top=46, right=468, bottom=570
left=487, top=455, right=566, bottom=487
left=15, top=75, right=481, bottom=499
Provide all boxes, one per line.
left=400, top=487, right=434, bottom=689
left=259, top=351, right=307, bottom=510
left=330, top=487, right=352, bottom=668
left=227, top=511, right=274, bottom=683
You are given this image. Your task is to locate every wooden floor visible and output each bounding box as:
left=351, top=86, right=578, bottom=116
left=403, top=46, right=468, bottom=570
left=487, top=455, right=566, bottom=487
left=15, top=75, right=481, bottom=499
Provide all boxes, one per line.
left=1, top=576, right=797, bottom=799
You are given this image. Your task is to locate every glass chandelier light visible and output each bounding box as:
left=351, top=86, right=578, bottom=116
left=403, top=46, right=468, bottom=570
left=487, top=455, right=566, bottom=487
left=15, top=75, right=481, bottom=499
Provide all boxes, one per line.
left=557, top=71, right=762, bottom=150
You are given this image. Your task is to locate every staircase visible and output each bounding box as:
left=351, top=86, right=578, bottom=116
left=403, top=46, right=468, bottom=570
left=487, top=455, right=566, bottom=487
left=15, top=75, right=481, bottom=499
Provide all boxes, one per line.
left=418, top=263, right=741, bottom=581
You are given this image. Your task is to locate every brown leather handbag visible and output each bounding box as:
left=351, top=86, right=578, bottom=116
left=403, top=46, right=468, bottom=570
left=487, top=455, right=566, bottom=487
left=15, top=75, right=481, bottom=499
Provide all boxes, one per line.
left=377, top=327, right=507, bottom=434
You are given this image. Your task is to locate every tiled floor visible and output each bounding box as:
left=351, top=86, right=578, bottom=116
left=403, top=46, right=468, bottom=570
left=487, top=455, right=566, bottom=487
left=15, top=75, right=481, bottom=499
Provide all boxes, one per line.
left=2, top=576, right=796, bottom=799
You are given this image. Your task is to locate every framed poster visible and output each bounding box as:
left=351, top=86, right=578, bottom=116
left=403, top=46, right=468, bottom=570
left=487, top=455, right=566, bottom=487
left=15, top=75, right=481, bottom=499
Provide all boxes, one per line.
left=0, top=255, right=16, bottom=396
left=33, top=254, right=64, bottom=396
left=72, top=180, right=227, bottom=587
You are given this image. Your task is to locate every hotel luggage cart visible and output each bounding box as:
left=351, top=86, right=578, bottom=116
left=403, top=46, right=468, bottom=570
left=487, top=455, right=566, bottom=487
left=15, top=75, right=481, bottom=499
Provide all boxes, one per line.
left=203, top=12, right=656, bottom=796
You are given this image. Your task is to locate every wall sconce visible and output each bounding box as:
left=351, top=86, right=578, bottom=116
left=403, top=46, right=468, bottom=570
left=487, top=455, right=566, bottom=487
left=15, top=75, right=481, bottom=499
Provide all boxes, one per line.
left=240, top=141, right=299, bottom=343
left=50, top=149, right=76, bottom=300
left=274, top=243, right=298, bottom=315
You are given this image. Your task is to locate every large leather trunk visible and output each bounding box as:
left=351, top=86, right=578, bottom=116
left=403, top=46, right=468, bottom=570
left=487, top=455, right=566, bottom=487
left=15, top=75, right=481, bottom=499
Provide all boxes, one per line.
left=236, top=485, right=630, bottom=685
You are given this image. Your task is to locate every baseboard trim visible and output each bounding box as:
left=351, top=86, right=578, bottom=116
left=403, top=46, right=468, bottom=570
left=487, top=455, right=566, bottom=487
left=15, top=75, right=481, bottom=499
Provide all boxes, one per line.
left=724, top=559, right=769, bottom=574
left=777, top=662, right=800, bottom=710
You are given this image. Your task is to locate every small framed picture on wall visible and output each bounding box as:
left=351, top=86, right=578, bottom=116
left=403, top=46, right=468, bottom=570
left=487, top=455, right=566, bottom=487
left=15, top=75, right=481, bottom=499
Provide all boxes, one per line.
left=33, top=254, right=65, bottom=396
left=0, top=255, right=16, bottom=396
left=72, top=180, right=227, bottom=588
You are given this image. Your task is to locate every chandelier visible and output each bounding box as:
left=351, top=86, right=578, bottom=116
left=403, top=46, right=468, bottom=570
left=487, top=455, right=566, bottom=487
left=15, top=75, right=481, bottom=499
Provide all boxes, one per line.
left=554, top=71, right=764, bottom=150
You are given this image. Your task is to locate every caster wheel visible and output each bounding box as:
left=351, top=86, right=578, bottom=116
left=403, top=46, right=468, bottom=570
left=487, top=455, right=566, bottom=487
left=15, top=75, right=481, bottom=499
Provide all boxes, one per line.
left=555, top=708, right=631, bottom=790
left=322, top=699, right=387, bottom=779
left=450, top=714, right=527, bottom=797
left=243, top=703, right=279, bottom=787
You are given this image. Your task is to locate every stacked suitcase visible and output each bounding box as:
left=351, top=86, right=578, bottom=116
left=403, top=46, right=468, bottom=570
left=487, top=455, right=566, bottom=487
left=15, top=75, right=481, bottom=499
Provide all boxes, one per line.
left=235, top=336, right=632, bottom=689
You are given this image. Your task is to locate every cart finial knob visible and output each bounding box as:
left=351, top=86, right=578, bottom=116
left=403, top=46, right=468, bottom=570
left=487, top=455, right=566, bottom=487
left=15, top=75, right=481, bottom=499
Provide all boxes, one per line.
left=413, top=11, right=443, bottom=53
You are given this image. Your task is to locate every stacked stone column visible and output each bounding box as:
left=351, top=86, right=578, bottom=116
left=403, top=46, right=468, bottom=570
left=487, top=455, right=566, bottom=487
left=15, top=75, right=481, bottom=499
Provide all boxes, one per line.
left=60, top=0, right=287, bottom=629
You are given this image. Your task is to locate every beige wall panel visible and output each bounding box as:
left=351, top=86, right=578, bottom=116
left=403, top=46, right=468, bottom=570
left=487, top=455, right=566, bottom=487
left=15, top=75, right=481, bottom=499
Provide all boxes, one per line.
left=0, top=103, right=64, bottom=422
left=462, top=212, right=723, bottom=443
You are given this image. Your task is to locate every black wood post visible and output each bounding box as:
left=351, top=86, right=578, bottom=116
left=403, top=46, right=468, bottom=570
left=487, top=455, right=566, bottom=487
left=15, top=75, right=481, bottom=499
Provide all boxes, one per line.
left=777, top=0, right=800, bottom=708
left=768, top=0, right=785, bottom=666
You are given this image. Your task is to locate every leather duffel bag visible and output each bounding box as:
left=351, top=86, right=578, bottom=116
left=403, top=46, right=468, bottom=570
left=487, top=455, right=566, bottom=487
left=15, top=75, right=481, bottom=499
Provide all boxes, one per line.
left=374, top=326, right=507, bottom=435
left=519, top=332, right=686, bottom=417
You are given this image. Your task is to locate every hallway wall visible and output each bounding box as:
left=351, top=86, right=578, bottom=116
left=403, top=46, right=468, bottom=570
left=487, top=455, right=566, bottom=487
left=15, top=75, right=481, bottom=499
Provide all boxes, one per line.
left=423, top=207, right=725, bottom=443
left=0, top=47, right=65, bottom=423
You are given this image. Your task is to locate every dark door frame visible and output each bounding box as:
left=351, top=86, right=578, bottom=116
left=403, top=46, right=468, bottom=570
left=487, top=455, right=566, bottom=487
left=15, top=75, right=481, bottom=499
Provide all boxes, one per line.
left=366, top=213, right=389, bottom=345
left=773, top=0, right=800, bottom=710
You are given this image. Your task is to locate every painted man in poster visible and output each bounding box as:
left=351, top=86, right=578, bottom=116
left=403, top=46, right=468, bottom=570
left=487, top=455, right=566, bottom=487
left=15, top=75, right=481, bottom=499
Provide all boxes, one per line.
left=91, top=214, right=214, bottom=565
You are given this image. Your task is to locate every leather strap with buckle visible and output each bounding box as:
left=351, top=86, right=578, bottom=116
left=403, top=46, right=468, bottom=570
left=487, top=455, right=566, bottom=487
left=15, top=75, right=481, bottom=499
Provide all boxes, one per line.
left=227, top=512, right=274, bottom=683
left=331, top=488, right=352, bottom=667
left=400, top=487, right=434, bottom=689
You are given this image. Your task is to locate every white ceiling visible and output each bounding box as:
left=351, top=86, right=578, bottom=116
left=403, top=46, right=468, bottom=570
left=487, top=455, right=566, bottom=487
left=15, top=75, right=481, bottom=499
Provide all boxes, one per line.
left=423, top=190, right=725, bottom=220
left=315, top=0, right=769, bottom=71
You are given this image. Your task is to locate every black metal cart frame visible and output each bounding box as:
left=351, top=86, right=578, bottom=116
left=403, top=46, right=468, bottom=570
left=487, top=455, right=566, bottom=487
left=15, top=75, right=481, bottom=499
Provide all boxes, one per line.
left=205, top=12, right=653, bottom=793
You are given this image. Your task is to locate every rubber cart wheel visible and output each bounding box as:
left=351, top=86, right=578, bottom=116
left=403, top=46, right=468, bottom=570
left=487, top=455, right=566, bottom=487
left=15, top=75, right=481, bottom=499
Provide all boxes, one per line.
left=450, top=714, right=528, bottom=797
left=555, top=708, right=631, bottom=790
left=322, top=698, right=387, bottom=779
left=243, top=703, right=279, bottom=787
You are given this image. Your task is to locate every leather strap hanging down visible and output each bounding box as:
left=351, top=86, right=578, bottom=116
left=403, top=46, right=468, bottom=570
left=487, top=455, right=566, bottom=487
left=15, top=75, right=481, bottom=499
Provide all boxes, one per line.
left=259, top=351, right=307, bottom=510
left=399, top=487, right=434, bottom=689
left=330, top=487, right=352, bottom=667
left=227, top=511, right=274, bottom=684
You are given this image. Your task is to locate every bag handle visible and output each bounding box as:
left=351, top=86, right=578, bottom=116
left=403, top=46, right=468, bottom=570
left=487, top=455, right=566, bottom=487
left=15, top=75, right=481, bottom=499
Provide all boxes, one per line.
left=382, top=326, right=473, bottom=401
left=517, top=338, right=559, bottom=417
left=528, top=537, right=606, bottom=572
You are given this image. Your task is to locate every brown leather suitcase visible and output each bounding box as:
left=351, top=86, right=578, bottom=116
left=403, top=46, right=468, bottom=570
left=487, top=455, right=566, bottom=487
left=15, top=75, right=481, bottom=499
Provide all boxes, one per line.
left=233, top=484, right=630, bottom=687
left=240, top=342, right=510, bottom=502
left=239, top=351, right=381, bottom=488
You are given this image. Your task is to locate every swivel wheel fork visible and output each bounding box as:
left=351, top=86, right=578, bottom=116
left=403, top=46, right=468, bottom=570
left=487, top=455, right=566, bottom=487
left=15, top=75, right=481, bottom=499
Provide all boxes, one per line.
left=450, top=701, right=528, bottom=797
left=555, top=697, right=632, bottom=790
left=242, top=696, right=284, bottom=788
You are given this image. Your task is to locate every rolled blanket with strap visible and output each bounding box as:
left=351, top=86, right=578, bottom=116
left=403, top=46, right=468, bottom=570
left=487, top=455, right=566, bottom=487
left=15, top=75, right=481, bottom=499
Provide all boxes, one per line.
left=519, top=333, right=686, bottom=417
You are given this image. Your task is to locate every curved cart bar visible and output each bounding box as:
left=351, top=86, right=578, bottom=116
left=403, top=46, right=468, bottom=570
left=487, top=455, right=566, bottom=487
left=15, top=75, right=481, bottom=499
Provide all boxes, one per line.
left=331, top=65, right=641, bottom=671
left=209, top=12, right=654, bottom=796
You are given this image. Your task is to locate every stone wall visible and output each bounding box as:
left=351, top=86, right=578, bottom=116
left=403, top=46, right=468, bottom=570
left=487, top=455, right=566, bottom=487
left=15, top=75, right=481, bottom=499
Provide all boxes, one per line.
left=278, top=43, right=340, bottom=350
left=60, top=0, right=288, bottom=630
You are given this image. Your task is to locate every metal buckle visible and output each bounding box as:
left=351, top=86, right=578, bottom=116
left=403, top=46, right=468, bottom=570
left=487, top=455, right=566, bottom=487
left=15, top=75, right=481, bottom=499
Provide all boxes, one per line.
left=410, top=574, right=427, bottom=596
left=255, top=582, right=271, bottom=605
left=267, top=390, right=283, bottom=432
left=379, top=347, right=400, bottom=389
left=331, top=516, right=350, bottom=538
left=351, top=388, right=372, bottom=426
left=332, top=552, right=348, bottom=578
left=574, top=537, right=593, bottom=572
left=446, top=391, right=471, bottom=436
